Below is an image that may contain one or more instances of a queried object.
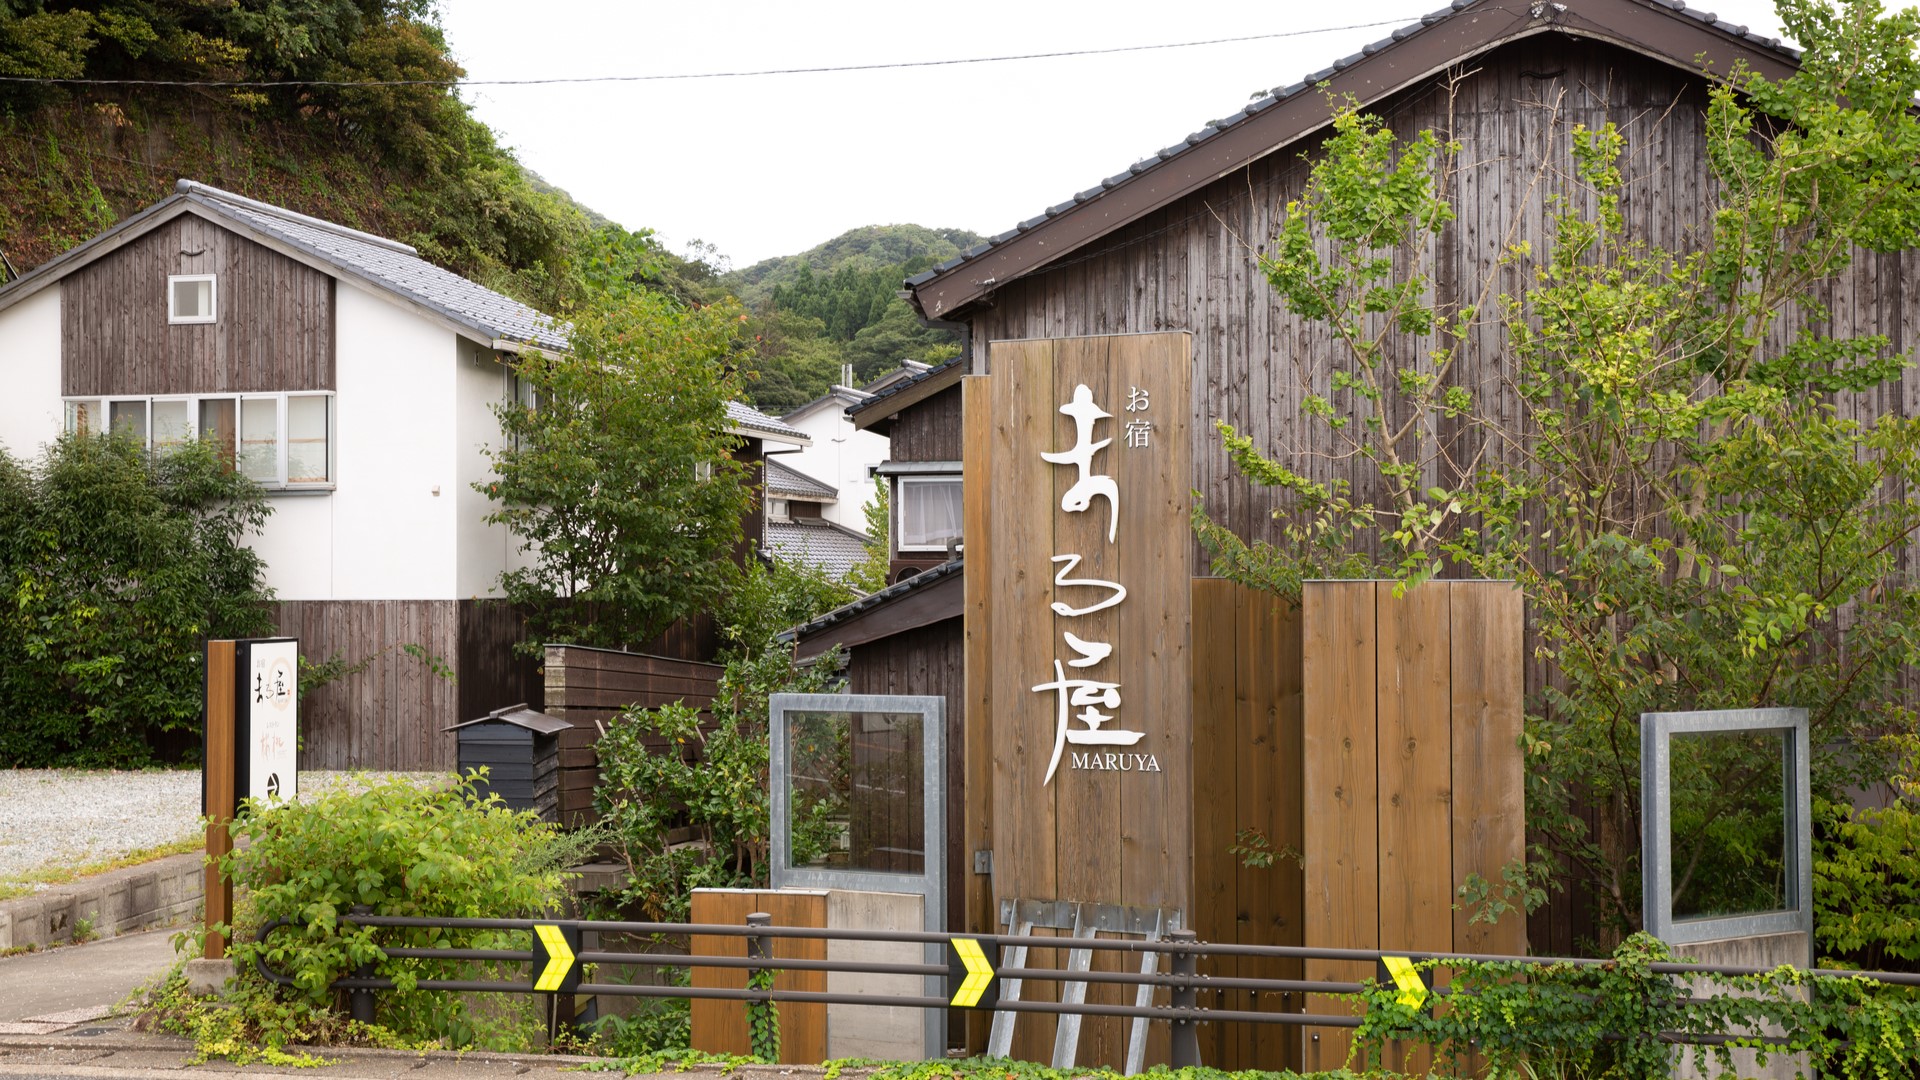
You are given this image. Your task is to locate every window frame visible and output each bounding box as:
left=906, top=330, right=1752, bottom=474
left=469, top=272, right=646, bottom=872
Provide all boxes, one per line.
left=61, top=391, right=335, bottom=492
left=167, top=274, right=218, bottom=324
left=894, top=474, right=964, bottom=552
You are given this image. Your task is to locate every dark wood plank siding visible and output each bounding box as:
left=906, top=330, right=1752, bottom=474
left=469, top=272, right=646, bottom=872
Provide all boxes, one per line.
left=882, top=386, right=962, bottom=462
left=63, top=212, right=334, bottom=395
left=456, top=599, right=542, bottom=724
left=274, top=599, right=460, bottom=771
left=959, top=34, right=1920, bottom=953
left=543, top=645, right=725, bottom=827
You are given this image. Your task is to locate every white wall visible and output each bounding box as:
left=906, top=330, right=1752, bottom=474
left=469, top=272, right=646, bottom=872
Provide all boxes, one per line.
left=264, top=283, right=462, bottom=601
left=784, top=404, right=888, bottom=532
left=0, top=287, right=66, bottom=459
left=454, top=338, right=512, bottom=599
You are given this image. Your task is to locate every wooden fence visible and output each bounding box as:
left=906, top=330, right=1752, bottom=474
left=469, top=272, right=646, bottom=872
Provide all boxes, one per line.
left=542, top=644, right=725, bottom=826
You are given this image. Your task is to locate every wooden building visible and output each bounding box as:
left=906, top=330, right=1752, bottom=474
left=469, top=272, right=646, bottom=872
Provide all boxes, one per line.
left=795, top=0, right=1893, bottom=1068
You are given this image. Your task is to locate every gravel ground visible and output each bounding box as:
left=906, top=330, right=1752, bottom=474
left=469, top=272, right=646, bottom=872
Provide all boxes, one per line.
left=0, top=769, right=451, bottom=887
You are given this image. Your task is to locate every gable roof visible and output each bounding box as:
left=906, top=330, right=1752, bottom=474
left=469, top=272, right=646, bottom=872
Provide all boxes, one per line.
left=904, top=0, right=1800, bottom=321
left=0, top=179, right=566, bottom=352
left=728, top=400, right=810, bottom=445
left=765, top=458, right=838, bottom=500
left=779, top=557, right=964, bottom=659
left=848, top=355, right=966, bottom=431
left=765, top=518, right=874, bottom=580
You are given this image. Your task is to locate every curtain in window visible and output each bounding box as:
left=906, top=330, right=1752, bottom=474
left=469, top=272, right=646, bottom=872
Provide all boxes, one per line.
left=286, top=396, right=329, bottom=484
left=900, top=478, right=963, bottom=549
left=151, top=400, right=191, bottom=454
left=108, top=400, right=148, bottom=444
left=239, top=398, right=278, bottom=482
left=199, top=398, right=237, bottom=467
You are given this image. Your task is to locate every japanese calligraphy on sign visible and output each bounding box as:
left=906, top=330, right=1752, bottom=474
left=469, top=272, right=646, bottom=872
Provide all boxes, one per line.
left=245, top=639, right=298, bottom=806
left=1031, top=382, right=1162, bottom=784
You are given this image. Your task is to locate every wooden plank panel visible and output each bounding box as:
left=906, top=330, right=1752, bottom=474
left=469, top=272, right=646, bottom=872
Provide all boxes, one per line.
left=1301, top=580, right=1376, bottom=1072
left=1374, top=581, right=1453, bottom=1076
left=988, top=337, right=1062, bottom=1063
left=1240, top=586, right=1305, bottom=1072
left=961, top=373, right=995, bottom=1053
left=1188, top=577, right=1239, bottom=1068
left=688, top=889, right=828, bottom=1064
left=1450, top=581, right=1527, bottom=956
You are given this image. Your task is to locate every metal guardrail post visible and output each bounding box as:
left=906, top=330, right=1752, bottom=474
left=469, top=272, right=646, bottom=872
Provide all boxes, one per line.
left=1169, top=929, right=1200, bottom=1068
left=747, top=911, right=773, bottom=966
left=348, top=905, right=376, bottom=1025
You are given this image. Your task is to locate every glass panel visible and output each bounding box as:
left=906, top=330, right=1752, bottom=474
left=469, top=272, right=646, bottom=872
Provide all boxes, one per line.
left=786, top=710, right=925, bottom=874
left=286, top=396, right=329, bottom=484
left=199, top=398, right=236, bottom=468
left=109, top=399, right=148, bottom=445
left=151, top=400, right=191, bottom=455
left=171, top=277, right=212, bottom=321
left=1668, top=728, right=1791, bottom=921
left=899, top=477, right=963, bottom=549
left=65, top=400, right=102, bottom=436
left=238, top=397, right=278, bottom=483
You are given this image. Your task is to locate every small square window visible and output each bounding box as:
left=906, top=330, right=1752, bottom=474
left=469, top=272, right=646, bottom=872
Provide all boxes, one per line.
left=168, top=274, right=216, bottom=324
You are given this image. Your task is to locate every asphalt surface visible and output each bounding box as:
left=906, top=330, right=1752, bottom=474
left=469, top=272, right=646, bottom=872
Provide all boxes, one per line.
left=0, top=927, right=840, bottom=1079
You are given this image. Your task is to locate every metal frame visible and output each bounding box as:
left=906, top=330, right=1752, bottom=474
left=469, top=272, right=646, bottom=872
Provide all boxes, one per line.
left=769, top=691, right=947, bottom=1059
left=1641, top=707, right=1812, bottom=947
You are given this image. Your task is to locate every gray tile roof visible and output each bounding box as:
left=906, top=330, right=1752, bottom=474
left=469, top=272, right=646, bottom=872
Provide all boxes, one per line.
left=777, top=557, right=963, bottom=642
left=765, top=519, right=873, bottom=580
left=764, top=459, right=838, bottom=499
left=176, top=181, right=568, bottom=351
left=728, top=400, right=809, bottom=441
left=901, top=0, right=1800, bottom=298
left=846, top=355, right=965, bottom=420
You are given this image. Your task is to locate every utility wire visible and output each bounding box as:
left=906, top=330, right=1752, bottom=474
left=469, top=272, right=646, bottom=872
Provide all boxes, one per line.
left=0, top=17, right=1415, bottom=88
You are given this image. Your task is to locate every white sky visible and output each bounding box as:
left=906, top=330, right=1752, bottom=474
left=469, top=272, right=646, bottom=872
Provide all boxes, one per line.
left=438, top=0, right=1791, bottom=270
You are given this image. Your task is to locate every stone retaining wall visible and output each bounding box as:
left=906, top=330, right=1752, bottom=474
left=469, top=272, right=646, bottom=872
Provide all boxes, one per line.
left=0, top=851, right=202, bottom=951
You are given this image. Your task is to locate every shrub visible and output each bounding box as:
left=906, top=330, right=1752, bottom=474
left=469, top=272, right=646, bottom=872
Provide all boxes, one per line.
left=1815, top=795, right=1920, bottom=972
left=220, top=773, right=595, bottom=1050
left=0, top=433, right=273, bottom=767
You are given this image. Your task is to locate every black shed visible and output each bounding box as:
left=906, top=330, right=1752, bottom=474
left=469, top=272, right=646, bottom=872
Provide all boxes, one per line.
left=444, top=704, right=568, bottom=819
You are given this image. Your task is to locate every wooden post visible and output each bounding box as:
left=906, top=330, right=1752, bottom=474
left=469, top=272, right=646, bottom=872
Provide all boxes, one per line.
left=204, top=638, right=236, bottom=961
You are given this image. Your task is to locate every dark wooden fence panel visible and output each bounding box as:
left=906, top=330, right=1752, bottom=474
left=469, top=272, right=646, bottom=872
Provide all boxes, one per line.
left=456, top=599, right=541, bottom=726
left=543, top=644, right=725, bottom=827
left=275, top=599, right=460, bottom=771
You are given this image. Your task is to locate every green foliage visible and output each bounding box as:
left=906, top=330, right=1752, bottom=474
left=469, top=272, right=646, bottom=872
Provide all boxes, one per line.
left=745, top=963, right=779, bottom=1062
left=1814, top=796, right=1920, bottom=972
left=482, top=291, right=754, bottom=654
left=574, top=1048, right=767, bottom=1074
left=136, top=961, right=411, bottom=1066
left=592, top=641, right=844, bottom=923
left=219, top=773, right=591, bottom=1049
left=0, top=433, right=273, bottom=767
left=716, top=556, right=857, bottom=660
left=584, top=995, right=692, bottom=1059
left=1349, top=933, right=1920, bottom=1080
left=846, top=480, right=892, bottom=595
left=1203, top=0, right=1920, bottom=939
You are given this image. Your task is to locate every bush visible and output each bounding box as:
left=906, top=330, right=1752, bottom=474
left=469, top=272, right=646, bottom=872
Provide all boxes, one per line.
left=0, top=433, right=274, bottom=767
left=219, top=773, right=595, bottom=1050
left=1815, top=795, right=1920, bottom=972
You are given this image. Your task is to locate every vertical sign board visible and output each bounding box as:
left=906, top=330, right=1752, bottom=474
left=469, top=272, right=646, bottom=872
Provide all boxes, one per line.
left=984, top=334, right=1193, bottom=916
left=202, top=636, right=298, bottom=959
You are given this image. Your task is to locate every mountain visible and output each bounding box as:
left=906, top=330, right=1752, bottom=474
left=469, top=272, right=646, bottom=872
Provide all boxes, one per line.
left=725, top=224, right=984, bottom=309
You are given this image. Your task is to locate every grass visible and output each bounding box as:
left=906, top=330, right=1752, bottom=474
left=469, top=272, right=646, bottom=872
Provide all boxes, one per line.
left=0, top=834, right=204, bottom=901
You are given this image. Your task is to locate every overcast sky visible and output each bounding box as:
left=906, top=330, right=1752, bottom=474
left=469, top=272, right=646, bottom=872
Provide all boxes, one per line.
left=437, top=0, right=1792, bottom=269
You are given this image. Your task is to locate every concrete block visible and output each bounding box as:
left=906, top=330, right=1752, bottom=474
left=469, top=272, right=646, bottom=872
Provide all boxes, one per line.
left=0, top=908, right=11, bottom=950
left=1673, top=931, right=1810, bottom=1080
left=824, top=890, right=925, bottom=1062
left=182, top=959, right=235, bottom=996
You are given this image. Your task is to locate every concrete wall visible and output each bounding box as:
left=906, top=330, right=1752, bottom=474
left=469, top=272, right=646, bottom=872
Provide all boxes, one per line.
left=1672, top=931, right=1811, bottom=1080
left=454, top=337, right=511, bottom=599
left=0, top=286, right=65, bottom=458
left=824, top=890, right=927, bottom=1061
left=0, top=851, right=201, bottom=951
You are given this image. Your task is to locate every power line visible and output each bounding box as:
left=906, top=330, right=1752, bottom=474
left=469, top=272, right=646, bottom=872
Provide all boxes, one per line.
left=0, top=17, right=1416, bottom=89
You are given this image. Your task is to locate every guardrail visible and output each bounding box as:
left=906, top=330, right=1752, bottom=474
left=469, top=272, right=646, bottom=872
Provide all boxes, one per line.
left=253, top=908, right=1920, bottom=1068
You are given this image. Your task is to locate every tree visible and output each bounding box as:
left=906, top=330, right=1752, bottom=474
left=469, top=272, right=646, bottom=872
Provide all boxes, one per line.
left=481, top=290, right=754, bottom=654
left=0, top=433, right=275, bottom=766
left=1198, top=0, right=1920, bottom=939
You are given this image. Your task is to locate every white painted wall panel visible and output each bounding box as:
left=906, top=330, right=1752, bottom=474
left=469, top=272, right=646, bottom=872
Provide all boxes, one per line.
left=324, top=283, right=459, bottom=601
left=454, top=339, right=510, bottom=599
left=0, top=287, right=66, bottom=459
left=784, top=407, right=888, bottom=532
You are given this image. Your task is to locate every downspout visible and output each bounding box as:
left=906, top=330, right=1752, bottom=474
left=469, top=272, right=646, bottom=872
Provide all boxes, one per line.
left=899, top=288, right=975, bottom=375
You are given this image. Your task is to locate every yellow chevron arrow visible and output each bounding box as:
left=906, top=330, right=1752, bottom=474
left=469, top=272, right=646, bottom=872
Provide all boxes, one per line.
left=534, top=923, right=576, bottom=992
left=949, top=937, right=994, bottom=1007
left=1381, top=955, right=1429, bottom=1010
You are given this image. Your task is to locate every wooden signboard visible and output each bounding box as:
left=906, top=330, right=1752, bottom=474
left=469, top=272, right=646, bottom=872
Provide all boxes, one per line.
left=974, top=333, right=1193, bottom=915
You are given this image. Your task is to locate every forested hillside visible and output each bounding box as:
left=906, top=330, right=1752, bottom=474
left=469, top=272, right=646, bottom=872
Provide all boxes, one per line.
left=0, top=1, right=971, bottom=412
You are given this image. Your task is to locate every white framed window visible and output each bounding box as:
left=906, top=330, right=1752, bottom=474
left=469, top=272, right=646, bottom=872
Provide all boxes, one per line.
left=167, top=274, right=217, bottom=324
left=767, top=497, right=790, bottom=521
left=896, top=475, right=963, bottom=552
left=62, top=391, right=333, bottom=490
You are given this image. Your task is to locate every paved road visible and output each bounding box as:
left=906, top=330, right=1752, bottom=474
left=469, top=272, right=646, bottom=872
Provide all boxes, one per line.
left=0, top=930, right=180, bottom=1031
